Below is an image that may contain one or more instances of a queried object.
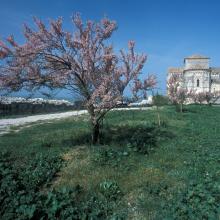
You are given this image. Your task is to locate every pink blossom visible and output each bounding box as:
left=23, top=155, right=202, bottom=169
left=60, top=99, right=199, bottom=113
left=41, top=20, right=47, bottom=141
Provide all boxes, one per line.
left=0, top=13, right=156, bottom=143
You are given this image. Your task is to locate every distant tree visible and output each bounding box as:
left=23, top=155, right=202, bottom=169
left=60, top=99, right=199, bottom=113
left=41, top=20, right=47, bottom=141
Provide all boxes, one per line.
left=188, top=90, right=220, bottom=106
left=195, top=92, right=206, bottom=105
left=0, top=13, right=156, bottom=144
left=176, top=88, right=189, bottom=113
left=203, top=91, right=213, bottom=106
left=198, top=91, right=220, bottom=106
left=188, top=90, right=198, bottom=104
left=212, top=91, right=220, bottom=105
left=203, top=91, right=220, bottom=106
left=167, top=74, right=189, bottom=113
left=167, top=74, right=180, bottom=107
left=132, top=75, right=157, bottom=101
left=152, top=93, right=168, bottom=126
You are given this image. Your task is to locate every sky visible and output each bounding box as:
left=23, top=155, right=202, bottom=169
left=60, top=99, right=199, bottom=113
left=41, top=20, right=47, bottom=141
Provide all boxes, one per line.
left=1, top=0, right=220, bottom=99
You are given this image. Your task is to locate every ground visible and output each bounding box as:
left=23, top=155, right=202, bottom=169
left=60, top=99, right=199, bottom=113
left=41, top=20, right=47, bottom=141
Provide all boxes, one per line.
left=0, top=105, right=220, bottom=219
left=0, top=107, right=151, bottom=135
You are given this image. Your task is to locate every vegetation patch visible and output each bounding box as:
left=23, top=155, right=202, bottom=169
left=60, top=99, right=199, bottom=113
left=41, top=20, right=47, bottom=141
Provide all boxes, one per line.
left=0, top=105, right=220, bottom=219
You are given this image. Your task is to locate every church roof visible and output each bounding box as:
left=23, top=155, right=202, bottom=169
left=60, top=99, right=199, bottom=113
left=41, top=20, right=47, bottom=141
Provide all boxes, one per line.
left=211, top=67, right=220, bottom=73
left=184, top=54, right=210, bottom=59
left=168, top=67, right=183, bottom=73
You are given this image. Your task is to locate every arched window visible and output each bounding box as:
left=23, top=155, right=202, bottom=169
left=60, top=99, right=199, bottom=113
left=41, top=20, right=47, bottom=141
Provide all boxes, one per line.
left=197, top=79, right=200, bottom=87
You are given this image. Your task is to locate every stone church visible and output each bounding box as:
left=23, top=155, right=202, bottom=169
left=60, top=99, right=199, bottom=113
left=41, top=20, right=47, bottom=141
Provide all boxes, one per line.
left=168, top=55, right=220, bottom=93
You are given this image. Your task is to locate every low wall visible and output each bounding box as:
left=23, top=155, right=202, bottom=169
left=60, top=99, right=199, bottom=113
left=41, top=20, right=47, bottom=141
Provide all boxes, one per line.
left=0, top=102, right=75, bottom=116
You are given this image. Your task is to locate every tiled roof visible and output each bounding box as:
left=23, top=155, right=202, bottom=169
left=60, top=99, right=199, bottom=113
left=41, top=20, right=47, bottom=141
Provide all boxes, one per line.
left=184, top=54, right=209, bottom=59
left=211, top=67, right=220, bottom=73
left=168, top=67, right=183, bottom=73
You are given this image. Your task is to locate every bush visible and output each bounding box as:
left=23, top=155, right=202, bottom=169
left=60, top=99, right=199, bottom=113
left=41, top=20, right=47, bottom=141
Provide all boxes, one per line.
left=100, top=124, right=158, bottom=154
left=99, top=180, right=122, bottom=200
left=152, top=94, right=169, bottom=107
left=127, top=126, right=157, bottom=154
left=92, top=148, right=129, bottom=167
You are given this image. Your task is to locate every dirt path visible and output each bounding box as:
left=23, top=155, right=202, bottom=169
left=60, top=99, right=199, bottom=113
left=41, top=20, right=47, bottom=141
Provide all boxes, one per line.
left=0, top=107, right=152, bottom=135
left=0, top=110, right=87, bottom=135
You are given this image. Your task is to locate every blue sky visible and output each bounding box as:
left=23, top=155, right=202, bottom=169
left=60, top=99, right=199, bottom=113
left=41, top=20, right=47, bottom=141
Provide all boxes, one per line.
left=1, top=0, right=220, bottom=99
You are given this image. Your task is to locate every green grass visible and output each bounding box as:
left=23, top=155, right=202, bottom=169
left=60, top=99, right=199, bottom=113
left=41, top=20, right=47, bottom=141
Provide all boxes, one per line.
left=0, top=105, right=220, bottom=219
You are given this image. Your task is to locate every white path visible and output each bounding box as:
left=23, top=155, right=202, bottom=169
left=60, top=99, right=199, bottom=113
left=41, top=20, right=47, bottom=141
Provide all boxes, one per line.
left=0, top=107, right=152, bottom=135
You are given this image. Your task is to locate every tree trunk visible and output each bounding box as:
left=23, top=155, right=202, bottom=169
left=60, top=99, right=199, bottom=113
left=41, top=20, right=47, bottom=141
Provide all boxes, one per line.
left=156, top=106, right=161, bottom=126
left=175, top=102, right=179, bottom=112
left=180, top=103, right=183, bottom=113
left=88, top=105, right=100, bottom=144
left=92, top=120, right=100, bottom=144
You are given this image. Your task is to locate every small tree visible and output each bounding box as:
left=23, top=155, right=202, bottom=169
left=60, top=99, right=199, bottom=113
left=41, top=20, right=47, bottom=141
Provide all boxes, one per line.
left=152, top=93, right=168, bottom=126
left=188, top=90, right=220, bottom=106
left=195, top=92, right=206, bottom=105
left=203, top=91, right=213, bottom=106
left=212, top=91, right=220, bottom=105
left=201, top=91, right=220, bottom=106
left=176, top=88, right=189, bottom=113
left=167, top=74, right=188, bottom=113
left=188, top=90, right=198, bottom=104
left=0, top=14, right=156, bottom=144
left=167, top=74, right=180, bottom=109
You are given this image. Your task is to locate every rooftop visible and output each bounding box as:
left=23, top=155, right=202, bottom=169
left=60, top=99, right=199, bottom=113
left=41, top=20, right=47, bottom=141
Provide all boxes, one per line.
left=184, top=54, right=210, bottom=60
left=168, top=67, right=183, bottom=73
left=211, top=67, right=220, bottom=73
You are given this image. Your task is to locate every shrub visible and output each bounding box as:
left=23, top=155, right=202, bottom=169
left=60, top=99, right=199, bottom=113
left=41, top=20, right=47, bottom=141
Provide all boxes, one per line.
left=127, top=126, right=157, bottom=154
left=99, top=180, right=122, bottom=200
left=92, top=148, right=129, bottom=167
left=153, top=94, right=169, bottom=107
left=100, top=125, right=158, bottom=154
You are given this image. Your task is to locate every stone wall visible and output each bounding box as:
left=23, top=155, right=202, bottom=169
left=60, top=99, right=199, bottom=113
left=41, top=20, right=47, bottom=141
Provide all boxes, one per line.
left=184, top=70, right=210, bottom=92
left=184, top=58, right=209, bottom=70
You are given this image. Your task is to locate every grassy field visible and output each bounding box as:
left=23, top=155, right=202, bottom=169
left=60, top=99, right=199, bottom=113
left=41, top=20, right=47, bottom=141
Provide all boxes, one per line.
left=0, top=105, right=220, bottom=219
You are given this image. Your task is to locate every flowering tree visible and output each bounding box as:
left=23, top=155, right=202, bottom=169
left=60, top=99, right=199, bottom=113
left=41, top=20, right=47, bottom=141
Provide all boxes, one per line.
left=175, top=88, right=189, bottom=113
left=167, top=74, right=181, bottom=106
left=189, top=91, right=206, bottom=105
left=196, top=92, right=206, bottom=105
left=203, top=91, right=220, bottom=106
left=0, top=14, right=156, bottom=144
left=188, top=90, right=220, bottom=106
left=132, top=74, right=157, bottom=100
left=167, top=74, right=189, bottom=112
left=203, top=92, right=213, bottom=106
left=212, top=91, right=220, bottom=105
left=188, top=90, right=198, bottom=103
left=195, top=91, right=220, bottom=106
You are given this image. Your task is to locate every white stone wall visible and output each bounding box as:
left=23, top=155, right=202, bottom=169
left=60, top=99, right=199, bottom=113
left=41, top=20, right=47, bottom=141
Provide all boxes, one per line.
left=211, top=83, right=220, bottom=93
left=183, top=70, right=210, bottom=92
left=168, top=56, right=220, bottom=94
left=184, top=58, right=209, bottom=70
